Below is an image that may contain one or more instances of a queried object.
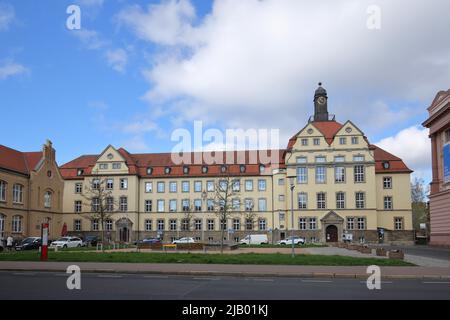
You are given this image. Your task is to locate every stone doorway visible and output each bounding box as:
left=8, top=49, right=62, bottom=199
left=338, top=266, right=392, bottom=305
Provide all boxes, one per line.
left=325, top=225, right=338, bottom=242
left=116, top=218, right=133, bottom=243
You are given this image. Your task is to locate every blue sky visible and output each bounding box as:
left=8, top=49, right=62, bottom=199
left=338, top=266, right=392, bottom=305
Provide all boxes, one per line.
left=2, top=0, right=449, bottom=185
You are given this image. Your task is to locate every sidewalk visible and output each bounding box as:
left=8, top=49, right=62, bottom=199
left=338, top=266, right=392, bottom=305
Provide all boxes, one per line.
left=1, top=261, right=450, bottom=279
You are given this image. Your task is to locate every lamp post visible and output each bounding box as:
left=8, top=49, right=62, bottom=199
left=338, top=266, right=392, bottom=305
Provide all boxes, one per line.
left=201, top=190, right=207, bottom=242
left=289, top=177, right=295, bottom=258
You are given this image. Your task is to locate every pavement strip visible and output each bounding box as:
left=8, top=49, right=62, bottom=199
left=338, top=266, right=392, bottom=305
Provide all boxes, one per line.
left=301, top=279, right=333, bottom=283
left=422, top=281, right=450, bottom=284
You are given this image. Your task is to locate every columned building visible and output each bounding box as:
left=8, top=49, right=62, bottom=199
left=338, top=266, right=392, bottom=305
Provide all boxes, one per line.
left=423, top=89, right=450, bottom=246
left=59, top=85, right=414, bottom=244
left=0, top=140, right=64, bottom=240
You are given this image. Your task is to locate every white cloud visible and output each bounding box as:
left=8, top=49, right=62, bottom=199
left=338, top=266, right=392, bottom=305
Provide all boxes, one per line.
left=0, top=2, right=14, bottom=31
left=122, top=119, right=158, bottom=135
left=122, top=135, right=150, bottom=152
left=77, top=0, right=104, bottom=7
left=105, top=48, right=128, bottom=73
left=118, top=0, right=450, bottom=139
left=0, top=61, right=28, bottom=80
left=375, top=126, right=431, bottom=176
left=116, top=0, right=196, bottom=46
left=72, top=29, right=109, bottom=50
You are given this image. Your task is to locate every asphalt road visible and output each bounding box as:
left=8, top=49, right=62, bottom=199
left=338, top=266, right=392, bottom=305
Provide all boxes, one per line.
left=0, top=271, right=449, bottom=300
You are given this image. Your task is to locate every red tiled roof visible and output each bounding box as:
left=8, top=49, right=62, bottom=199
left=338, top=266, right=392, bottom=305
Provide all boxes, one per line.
left=0, top=145, right=43, bottom=175
left=60, top=150, right=286, bottom=179
left=370, top=144, right=413, bottom=173
left=311, top=121, right=343, bottom=145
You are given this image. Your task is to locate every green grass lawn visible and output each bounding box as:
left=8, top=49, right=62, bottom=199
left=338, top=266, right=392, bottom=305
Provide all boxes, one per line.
left=0, top=251, right=413, bottom=266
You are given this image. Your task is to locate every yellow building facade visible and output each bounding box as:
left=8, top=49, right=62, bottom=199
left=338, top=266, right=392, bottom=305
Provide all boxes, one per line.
left=59, top=85, right=413, bottom=244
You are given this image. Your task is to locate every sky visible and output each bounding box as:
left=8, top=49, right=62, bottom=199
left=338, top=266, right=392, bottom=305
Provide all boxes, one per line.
left=1, top=0, right=450, bottom=185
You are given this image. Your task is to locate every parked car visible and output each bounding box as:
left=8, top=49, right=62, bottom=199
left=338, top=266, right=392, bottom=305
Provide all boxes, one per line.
left=240, top=234, right=269, bottom=245
left=15, top=237, right=42, bottom=251
left=141, top=238, right=161, bottom=244
left=277, top=236, right=305, bottom=245
left=84, top=235, right=100, bottom=247
left=49, top=236, right=83, bottom=249
left=172, top=237, right=195, bottom=244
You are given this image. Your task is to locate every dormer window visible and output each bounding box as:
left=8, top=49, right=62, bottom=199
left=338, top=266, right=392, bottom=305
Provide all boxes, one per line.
left=183, top=166, right=189, bottom=174
left=240, top=165, right=246, bottom=173
left=107, top=153, right=113, bottom=160
left=146, top=167, right=153, bottom=175
left=221, top=165, right=227, bottom=173
left=202, top=166, right=208, bottom=174
left=382, top=161, right=390, bottom=169
left=77, top=169, right=84, bottom=176
left=165, top=167, right=171, bottom=174
left=259, top=164, right=266, bottom=173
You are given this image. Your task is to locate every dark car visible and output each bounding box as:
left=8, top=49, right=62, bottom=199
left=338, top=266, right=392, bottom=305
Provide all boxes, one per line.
left=15, top=237, right=41, bottom=251
left=84, top=235, right=100, bottom=247
left=135, top=238, right=161, bottom=245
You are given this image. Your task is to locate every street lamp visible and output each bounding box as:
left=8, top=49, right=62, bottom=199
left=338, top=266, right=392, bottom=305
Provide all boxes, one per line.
left=289, top=177, right=295, bottom=258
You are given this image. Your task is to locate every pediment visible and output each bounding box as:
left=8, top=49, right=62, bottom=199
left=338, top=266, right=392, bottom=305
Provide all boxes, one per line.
left=320, top=211, right=344, bottom=223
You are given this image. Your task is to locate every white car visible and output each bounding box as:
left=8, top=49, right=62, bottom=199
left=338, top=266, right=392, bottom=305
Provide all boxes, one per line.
left=49, top=236, right=83, bottom=249
left=172, top=237, right=195, bottom=244
left=277, top=236, right=305, bottom=245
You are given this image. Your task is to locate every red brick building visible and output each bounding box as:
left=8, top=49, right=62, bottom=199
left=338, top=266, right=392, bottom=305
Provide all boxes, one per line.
left=423, top=89, right=450, bottom=246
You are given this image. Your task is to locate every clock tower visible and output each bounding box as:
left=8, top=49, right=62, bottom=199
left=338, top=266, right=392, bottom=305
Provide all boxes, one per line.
left=313, top=82, right=329, bottom=121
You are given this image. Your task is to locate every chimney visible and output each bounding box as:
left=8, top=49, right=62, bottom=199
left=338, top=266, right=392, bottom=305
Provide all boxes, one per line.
left=43, top=139, right=55, bottom=162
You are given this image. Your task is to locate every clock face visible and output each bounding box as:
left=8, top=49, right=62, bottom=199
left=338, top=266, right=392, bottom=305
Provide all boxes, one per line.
left=317, top=96, right=326, bottom=105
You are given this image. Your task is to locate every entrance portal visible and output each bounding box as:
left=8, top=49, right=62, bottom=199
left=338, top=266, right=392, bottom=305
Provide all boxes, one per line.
left=116, top=218, right=133, bottom=243
left=325, top=225, right=338, bottom=242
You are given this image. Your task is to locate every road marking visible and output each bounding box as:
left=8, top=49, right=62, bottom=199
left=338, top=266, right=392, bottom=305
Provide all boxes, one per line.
left=301, top=279, right=333, bottom=283
left=144, top=275, right=169, bottom=279
left=359, top=281, right=393, bottom=284
left=97, top=274, right=123, bottom=278
left=251, top=278, right=274, bottom=282
left=12, top=272, right=36, bottom=276
left=422, top=281, right=450, bottom=284
left=193, top=277, right=220, bottom=281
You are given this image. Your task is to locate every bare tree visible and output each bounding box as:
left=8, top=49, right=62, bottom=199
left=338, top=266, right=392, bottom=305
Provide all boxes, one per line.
left=243, top=210, right=258, bottom=244
left=81, top=172, right=118, bottom=251
left=209, top=175, right=240, bottom=254
left=411, top=177, right=430, bottom=233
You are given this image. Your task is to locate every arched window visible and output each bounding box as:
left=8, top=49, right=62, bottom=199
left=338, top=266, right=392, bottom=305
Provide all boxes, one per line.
left=0, top=181, right=6, bottom=202
left=44, top=191, right=52, bottom=208
left=12, top=215, right=22, bottom=233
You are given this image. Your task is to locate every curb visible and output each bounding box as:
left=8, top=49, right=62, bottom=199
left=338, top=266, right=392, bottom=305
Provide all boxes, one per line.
left=1, top=268, right=449, bottom=280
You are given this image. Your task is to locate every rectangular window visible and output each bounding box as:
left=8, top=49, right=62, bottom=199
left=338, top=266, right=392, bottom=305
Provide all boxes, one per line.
left=245, top=180, right=253, bottom=191
left=315, top=156, right=326, bottom=163
left=258, top=219, right=267, bottom=231
left=207, top=199, right=214, bottom=211
left=145, top=182, right=153, bottom=193
left=92, top=179, right=100, bottom=189
left=383, top=177, right=392, bottom=189
left=207, top=181, right=214, bottom=192
left=182, top=181, right=190, bottom=192
left=181, top=219, right=189, bottom=231
left=157, top=182, right=165, bottom=193
left=157, top=219, right=165, bottom=231
left=334, top=166, right=345, bottom=183
left=353, top=155, right=365, bottom=162
left=91, top=198, right=99, bottom=212
left=299, top=218, right=307, bottom=230
left=334, top=156, right=345, bottom=162
left=384, top=196, right=393, bottom=210
left=106, top=179, right=114, bottom=190
left=194, top=181, right=202, bottom=192
left=145, top=219, right=152, bottom=231
left=336, top=192, right=345, bottom=209
left=279, top=195, right=285, bottom=202
left=355, top=192, right=365, bottom=209
left=13, top=184, right=23, bottom=203
left=258, top=179, right=266, bottom=191
left=105, top=219, right=113, bottom=231
left=313, top=138, right=320, bottom=145
left=157, top=200, right=165, bottom=212
left=99, top=163, right=108, bottom=170
left=194, top=199, right=202, bottom=211
left=120, top=178, right=128, bottom=190
left=315, top=166, right=326, bottom=183
left=258, top=198, right=267, bottom=211
left=351, top=137, right=359, bottom=144
left=182, top=199, right=190, bottom=212
left=145, top=200, right=152, bottom=212
left=296, top=156, right=307, bottom=164
left=347, top=217, right=354, bottom=230
left=317, top=192, right=326, bottom=209
left=395, top=217, right=404, bottom=230
left=233, top=219, right=240, bottom=230
left=245, top=199, right=254, bottom=211
left=298, top=192, right=307, bottom=209
left=297, top=167, right=308, bottom=184
left=169, top=181, right=177, bottom=193
left=246, top=219, right=254, bottom=230
left=119, top=196, right=128, bottom=211
left=357, top=217, right=366, bottom=230
left=92, top=219, right=99, bottom=231
left=301, top=138, right=308, bottom=146
left=195, top=219, right=202, bottom=231
left=232, top=179, right=240, bottom=192
left=220, top=219, right=227, bottom=231
left=169, top=199, right=177, bottom=212
left=232, top=198, right=240, bottom=211
left=74, top=200, right=82, bottom=213
left=74, top=220, right=81, bottom=232
left=354, top=165, right=365, bottom=183
left=278, top=178, right=285, bottom=185
left=112, top=163, right=121, bottom=169
left=207, top=219, right=215, bottom=231
left=309, top=218, right=317, bottom=230
left=339, top=137, right=347, bottom=145
left=75, top=183, right=83, bottom=194
left=106, top=197, right=114, bottom=212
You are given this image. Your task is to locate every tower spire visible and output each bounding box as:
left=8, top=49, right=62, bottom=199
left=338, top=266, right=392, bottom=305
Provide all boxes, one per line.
left=313, top=82, right=329, bottom=121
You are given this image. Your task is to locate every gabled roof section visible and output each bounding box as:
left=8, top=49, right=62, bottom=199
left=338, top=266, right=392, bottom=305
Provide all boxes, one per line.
left=0, top=145, right=43, bottom=175
left=311, top=121, right=343, bottom=145
left=370, top=144, right=413, bottom=173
